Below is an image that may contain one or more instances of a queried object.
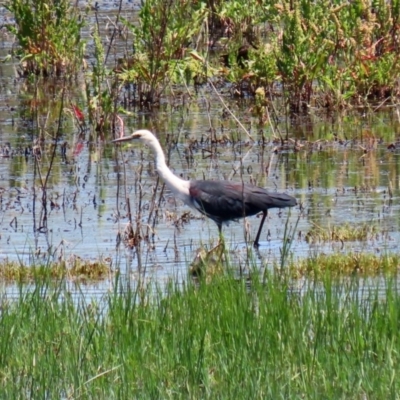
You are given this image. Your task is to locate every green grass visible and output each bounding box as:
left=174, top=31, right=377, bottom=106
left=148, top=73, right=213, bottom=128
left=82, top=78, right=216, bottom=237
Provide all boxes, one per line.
left=0, top=270, right=399, bottom=398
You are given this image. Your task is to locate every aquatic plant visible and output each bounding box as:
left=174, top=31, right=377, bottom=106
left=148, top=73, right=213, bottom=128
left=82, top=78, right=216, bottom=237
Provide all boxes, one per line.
left=119, top=0, right=208, bottom=106
left=5, top=0, right=400, bottom=110
left=0, top=256, right=110, bottom=282
left=215, top=0, right=400, bottom=112
left=85, top=21, right=119, bottom=134
left=305, top=222, right=379, bottom=244
left=5, top=0, right=85, bottom=76
left=289, top=252, right=400, bottom=279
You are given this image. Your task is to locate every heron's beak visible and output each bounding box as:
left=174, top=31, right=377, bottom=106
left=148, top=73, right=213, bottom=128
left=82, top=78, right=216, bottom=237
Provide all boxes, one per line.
left=112, top=136, right=131, bottom=143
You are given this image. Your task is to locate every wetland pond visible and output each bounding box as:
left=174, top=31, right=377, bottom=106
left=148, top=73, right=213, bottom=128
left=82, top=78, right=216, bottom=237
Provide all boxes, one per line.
left=1, top=2, right=400, bottom=298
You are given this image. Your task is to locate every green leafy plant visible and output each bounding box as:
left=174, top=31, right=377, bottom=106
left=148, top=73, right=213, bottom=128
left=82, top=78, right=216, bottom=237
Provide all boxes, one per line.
left=119, top=0, right=208, bottom=106
left=212, top=0, right=400, bottom=112
left=5, top=0, right=85, bottom=76
left=85, top=23, right=118, bottom=133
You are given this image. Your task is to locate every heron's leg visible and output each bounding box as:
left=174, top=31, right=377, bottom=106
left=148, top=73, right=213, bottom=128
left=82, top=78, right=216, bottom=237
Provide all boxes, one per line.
left=217, top=222, right=223, bottom=241
left=207, top=222, right=225, bottom=255
left=214, top=222, right=226, bottom=262
left=254, top=211, right=267, bottom=248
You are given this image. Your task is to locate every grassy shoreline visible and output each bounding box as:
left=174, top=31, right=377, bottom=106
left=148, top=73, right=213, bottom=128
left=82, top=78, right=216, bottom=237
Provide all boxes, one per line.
left=1, top=271, right=399, bottom=398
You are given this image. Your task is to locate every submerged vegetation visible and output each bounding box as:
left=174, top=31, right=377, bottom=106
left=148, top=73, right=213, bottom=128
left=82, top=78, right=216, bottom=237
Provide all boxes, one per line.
left=1, top=273, right=400, bottom=397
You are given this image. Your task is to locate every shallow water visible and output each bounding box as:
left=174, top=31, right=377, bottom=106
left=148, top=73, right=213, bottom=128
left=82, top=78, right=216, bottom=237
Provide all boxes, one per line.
left=1, top=3, right=400, bottom=298
left=1, top=108, right=399, bottom=286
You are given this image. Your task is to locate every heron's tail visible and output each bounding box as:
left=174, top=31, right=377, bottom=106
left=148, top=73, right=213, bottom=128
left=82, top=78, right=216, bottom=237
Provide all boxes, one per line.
left=267, top=192, right=297, bottom=208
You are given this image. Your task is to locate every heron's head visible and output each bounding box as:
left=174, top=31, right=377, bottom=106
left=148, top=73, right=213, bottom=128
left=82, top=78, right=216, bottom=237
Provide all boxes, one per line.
left=113, top=129, right=157, bottom=146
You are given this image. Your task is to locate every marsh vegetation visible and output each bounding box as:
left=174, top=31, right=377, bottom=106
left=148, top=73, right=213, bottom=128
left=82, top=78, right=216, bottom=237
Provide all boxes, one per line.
left=1, top=0, right=400, bottom=396
left=1, top=272, right=400, bottom=397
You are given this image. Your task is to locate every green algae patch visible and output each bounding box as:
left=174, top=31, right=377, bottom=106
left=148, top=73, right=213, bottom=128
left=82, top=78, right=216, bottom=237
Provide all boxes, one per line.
left=0, top=256, right=110, bottom=283
left=305, top=223, right=379, bottom=244
left=289, top=252, right=400, bottom=279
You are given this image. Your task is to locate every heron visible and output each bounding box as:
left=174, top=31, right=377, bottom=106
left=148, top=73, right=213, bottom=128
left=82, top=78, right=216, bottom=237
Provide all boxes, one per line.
left=113, top=129, right=297, bottom=247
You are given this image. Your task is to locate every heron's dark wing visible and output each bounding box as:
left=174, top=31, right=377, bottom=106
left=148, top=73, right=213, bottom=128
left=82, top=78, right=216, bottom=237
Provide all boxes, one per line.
left=189, top=180, right=296, bottom=223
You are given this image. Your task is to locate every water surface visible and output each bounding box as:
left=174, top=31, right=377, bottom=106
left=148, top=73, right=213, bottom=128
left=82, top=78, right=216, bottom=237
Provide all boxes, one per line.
left=1, top=2, right=400, bottom=298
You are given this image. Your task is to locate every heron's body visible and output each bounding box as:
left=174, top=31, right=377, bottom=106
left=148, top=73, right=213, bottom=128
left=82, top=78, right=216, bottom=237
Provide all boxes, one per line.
left=189, top=180, right=295, bottom=228
left=114, top=129, right=296, bottom=247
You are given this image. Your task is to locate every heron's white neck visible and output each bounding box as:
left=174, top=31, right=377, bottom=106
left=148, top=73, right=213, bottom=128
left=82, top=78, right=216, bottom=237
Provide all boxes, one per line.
left=147, top=138, right=190, bottom=201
